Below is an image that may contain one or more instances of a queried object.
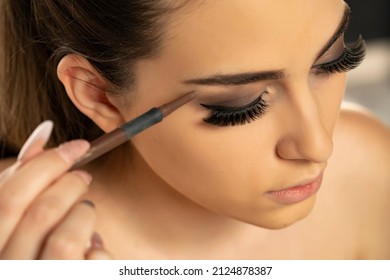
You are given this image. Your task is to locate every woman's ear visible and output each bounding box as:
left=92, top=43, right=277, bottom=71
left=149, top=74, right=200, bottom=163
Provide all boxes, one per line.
left=57, top=54, right=125, bottom=132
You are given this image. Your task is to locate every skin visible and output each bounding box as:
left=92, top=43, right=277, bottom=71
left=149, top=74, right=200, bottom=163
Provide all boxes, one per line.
left=0, top=0, right=389, bottom=259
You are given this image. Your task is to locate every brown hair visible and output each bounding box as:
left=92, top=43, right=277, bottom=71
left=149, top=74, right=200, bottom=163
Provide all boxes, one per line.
left=0, top=0, right=189, bottom=157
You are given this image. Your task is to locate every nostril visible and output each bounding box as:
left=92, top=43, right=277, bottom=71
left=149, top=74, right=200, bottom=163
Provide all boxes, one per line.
left=275, top=126, right=333, bottom=163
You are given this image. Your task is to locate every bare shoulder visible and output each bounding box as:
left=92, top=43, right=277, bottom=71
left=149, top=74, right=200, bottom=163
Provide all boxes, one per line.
left=330, top=102, right=390, bottom=258
left=338, top=102, right=390, bottom=145
left=335, top=102, right=390, bottom=177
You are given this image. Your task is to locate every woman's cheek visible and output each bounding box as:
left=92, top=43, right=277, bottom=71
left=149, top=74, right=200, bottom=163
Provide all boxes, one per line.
left=129, top=108, right=318, bottom=228
left=131, top=124, right=241, bottom=190
left=132, top=114, right=274, bottom=205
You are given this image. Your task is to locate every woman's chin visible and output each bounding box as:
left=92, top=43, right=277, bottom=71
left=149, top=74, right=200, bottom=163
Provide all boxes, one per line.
left=235, top=195, right=317, bottom=230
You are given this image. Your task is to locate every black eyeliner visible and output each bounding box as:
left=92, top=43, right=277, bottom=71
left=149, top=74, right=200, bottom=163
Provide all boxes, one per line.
left=316, top=5, right=351, bottom=59
left=201, top=94, right=268, bottom=126
left=315, top=35, right=366, bottom=75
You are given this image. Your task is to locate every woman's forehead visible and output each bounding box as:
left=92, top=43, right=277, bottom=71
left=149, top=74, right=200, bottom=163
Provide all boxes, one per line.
left=142, top=0, right=347, bottom=84
left=161, top=0, right=346, bottom=58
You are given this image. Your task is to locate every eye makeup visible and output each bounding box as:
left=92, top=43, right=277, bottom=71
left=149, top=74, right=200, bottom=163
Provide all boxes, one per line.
left=313, top=35, right=366, bottom=76
left=200, top=36, right=366, bottom=128
left=200, top=91, right=268, bottom=126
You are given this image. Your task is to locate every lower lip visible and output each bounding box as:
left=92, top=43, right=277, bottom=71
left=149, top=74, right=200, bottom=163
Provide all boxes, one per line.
left=266, top=174, right=323, bottom=205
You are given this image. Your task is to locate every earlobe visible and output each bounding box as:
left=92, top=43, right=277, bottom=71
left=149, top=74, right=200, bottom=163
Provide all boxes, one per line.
left=57, top=54, right=124, bottom=132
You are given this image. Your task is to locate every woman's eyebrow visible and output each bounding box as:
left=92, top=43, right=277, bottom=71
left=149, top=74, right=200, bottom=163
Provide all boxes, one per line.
left=183, top=71, right=284, bottom=86
left=315, top=4, right=351, bottom=60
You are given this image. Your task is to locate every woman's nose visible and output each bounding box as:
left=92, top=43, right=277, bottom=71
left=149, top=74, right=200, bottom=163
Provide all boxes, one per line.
left=275, top=83, right=334, bottom=163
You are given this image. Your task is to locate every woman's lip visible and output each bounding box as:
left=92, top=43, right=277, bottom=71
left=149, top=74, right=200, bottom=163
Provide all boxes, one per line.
left=265, top=173, right=324, bottom=205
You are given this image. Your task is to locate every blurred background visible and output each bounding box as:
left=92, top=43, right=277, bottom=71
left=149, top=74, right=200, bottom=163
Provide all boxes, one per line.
left=344, top=0, right=390, bottom=126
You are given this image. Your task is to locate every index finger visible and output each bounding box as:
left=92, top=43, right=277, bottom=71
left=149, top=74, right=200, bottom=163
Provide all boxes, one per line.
left=0, top=140, right=90, bottom=251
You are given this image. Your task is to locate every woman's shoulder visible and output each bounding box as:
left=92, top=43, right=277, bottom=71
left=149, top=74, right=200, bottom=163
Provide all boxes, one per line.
left=335, top=102, right=390, bottom=176
left=330, top=102, right=390, bottom=258
left=338, top=102, right=390, bottom=145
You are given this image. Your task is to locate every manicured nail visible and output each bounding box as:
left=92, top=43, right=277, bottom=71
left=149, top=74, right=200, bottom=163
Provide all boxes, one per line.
left=88, top=232, right=104, bottom=251
left=72, top=170, right=93, bottom=185
left=81, top=199, right=95, bottom=208
left=91, top=232, right=104, bottom=250
left=17, top=120, right=54, bottom=161
left=55, top=140, right=90, bottom=163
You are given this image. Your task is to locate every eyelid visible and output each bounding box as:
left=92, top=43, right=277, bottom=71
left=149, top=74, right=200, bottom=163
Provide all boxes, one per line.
left=201, top=93, right=260, bottom=108
left=313, top=35, right=366, bottom=75
left=201, top=93, right=269, bottom=126
left=201, top=93, right=263, bottom=111
left=313, top=34, right=345, bottom=67
left=313, top=49, right=345, bottom=69
left=200, top=87, right=270, bottom=108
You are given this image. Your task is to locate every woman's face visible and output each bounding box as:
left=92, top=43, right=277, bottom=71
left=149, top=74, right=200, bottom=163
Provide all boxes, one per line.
left=114, top=0, right=349, bottom=228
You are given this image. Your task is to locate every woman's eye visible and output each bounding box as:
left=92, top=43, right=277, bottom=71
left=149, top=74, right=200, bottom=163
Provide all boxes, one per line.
left=200, top=93, right=269, bottom=127
left=314, top=35, right=366, bottom=76
left=198, top=37, right=366, bottom=127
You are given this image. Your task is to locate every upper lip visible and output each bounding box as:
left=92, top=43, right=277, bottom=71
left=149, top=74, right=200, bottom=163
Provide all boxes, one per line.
left=267, top=172, right=324, bottom=193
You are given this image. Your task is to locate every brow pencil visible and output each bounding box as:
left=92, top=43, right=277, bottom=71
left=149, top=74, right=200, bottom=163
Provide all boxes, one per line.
left=71, top=91, right=197, bottom=169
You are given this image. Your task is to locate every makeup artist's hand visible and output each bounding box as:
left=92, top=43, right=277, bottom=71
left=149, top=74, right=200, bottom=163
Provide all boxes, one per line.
left=0, top=121, right=111, bottom=259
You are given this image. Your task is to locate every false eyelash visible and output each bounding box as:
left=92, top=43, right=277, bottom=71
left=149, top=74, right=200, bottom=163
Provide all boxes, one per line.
left=201, top=94, right=268, bottom=127
left=316, top=35, right=366, bottom=75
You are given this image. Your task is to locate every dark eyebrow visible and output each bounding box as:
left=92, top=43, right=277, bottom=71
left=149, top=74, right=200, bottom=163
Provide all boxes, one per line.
left=183, top=70, right=284, bottom=86
left=316, top=4, right=351, bottom=59
left=183, top=5, right=350, bottom=87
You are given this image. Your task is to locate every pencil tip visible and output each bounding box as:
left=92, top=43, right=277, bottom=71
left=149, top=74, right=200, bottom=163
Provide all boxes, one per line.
left=159, top=91, right=197, bottom=117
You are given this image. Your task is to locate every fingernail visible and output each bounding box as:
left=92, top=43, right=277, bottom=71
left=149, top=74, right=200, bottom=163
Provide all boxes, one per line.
left=91, top=232, right=104, bottom=250
left=89, top=232, right=104, bottom=251
left=55, top=140, right=90, bottom=163
left=81, top=199, right=95, bottom=208
left=72, top=170, right=93, bottom=185
left=17, top=120, right=54, bottom=161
